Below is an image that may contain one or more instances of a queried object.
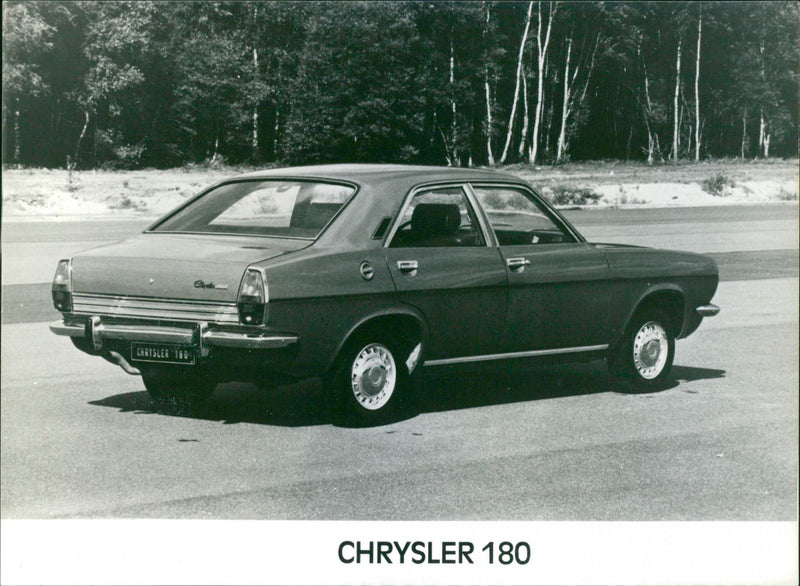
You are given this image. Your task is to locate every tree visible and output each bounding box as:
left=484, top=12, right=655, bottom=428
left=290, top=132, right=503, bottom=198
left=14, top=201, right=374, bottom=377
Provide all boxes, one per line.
left=498, top=1, right=533, bottom=164
left=2, top=2, right=55, bottom=163
left=666, top=3, right=693, bottom=162
left=527, top=1, right=558, bottom=164
left=694, top=5, right=703, bottom=161
left=2, top=1, right=798, bottom=168
left=555, top=3, right=601, bottom=163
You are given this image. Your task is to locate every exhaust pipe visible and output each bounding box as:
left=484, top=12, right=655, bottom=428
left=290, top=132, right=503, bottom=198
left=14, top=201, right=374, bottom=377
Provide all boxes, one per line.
left=103, top=351, right=141, bottom=376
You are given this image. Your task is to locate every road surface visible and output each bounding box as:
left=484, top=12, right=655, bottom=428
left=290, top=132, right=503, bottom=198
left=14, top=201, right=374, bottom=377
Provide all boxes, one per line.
left=1, top=204, right=797, bottom=520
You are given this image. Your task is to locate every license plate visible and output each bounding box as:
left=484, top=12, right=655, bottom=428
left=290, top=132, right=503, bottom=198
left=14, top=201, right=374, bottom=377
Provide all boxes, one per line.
left=130, top=342, right=195, bottom=365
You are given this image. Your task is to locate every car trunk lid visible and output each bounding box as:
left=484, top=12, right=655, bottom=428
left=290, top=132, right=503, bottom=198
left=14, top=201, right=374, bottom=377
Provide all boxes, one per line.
left=71, top=233, right=307, bottom=302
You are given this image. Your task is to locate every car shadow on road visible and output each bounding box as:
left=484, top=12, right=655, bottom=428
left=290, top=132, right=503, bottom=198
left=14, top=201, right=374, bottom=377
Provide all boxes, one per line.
left=89, top=379, right=331, bottom=427
left=88, top=361, right=726, bottom=427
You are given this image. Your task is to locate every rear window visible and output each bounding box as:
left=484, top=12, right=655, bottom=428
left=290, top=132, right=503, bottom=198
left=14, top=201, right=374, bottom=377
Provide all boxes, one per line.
left=152, top=180, right=356, bottom=239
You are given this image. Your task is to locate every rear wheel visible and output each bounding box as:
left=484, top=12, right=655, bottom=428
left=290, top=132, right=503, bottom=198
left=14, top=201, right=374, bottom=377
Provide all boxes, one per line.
left=142, top=366, right=216, bottom=415
left=331, top=336, right=410, bottom=425
left=608, top=310, right=675, bottom=391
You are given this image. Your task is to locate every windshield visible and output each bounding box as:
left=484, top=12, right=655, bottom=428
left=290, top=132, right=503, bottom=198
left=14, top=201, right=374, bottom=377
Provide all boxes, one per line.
left=151, top=180, right=356, bottom=239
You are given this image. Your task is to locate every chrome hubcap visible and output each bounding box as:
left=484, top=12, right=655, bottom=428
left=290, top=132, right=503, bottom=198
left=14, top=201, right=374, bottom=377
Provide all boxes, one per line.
left=351, top=343, right=396, bottom=410
left=632, top=321, right=668, bottom=380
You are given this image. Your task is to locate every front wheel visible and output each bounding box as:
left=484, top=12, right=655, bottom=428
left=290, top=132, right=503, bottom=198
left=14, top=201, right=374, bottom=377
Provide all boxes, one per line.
left=331, top=337, right=409, bottom=425
left=608, top=311, right=675, bottom=391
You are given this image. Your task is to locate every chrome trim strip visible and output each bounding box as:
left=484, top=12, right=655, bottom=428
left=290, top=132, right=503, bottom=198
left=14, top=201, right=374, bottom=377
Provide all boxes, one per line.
left=462, top=183, right=496, bottom=248
left=423, top=344, right=609, bottom=367
left=49, top=321, right=85, bottom=337
left=203, top=331, right=298, bottom=349
left=696, top=304, right=720, bottom=317
left=72, top=293, right=240, bottom=324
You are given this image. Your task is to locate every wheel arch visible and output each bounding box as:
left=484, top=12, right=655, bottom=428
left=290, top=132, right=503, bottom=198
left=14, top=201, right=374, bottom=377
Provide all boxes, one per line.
left=623, top=285, right=686, bottom=340
left=324, top=308, right=427, bottom=375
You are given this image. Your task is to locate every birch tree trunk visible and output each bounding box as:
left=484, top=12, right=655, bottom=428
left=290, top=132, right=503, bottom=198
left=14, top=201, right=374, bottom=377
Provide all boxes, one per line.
left=740, top=108, right=747, bottom=158
left=499, top=0, right=533, bottom=164
left=252, top=4, right=259, bottom=157
left=485, top=77, right=495, bottom=165
left=252, top=46, right=259, bottom=156
left=450, top=34, right=459, bottom=166
left=74, top=108, right=90, bottom=163
left=483, top=2, right=495, bottom=166
left=555, top=36, right=572, bottom=163
left=13, top=100, right=21, bottom=163
left=556, top=32, right=598, bottom=163
left=528, top=1, right=556, bottom=165
left=274, top=107, right=280, bottom=159
left=757, top=39, right=769, bottom=158
left=518, top=68, right=530, bottom=158
left=672, top=36, right=682, bottom=161
left=639, top=37, right=658, bottom=165
left=694, top=10, right=702, bottom=161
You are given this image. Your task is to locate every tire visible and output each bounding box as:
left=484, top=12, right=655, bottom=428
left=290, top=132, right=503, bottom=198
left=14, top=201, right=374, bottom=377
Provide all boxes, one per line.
left=142, top=366, right=216, bottom=415
left=331, top=336, right=410, bottom=425
left=608, top=310, right=675, bottom=391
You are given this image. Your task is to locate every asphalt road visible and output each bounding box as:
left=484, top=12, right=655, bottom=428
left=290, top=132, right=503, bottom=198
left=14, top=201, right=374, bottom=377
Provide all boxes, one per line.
left=1, top=204, right=797, bottom=520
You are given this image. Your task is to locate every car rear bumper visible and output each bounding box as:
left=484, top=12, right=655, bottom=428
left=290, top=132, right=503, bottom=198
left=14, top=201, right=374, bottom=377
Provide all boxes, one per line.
left=50, top=317, right=298, bottom=351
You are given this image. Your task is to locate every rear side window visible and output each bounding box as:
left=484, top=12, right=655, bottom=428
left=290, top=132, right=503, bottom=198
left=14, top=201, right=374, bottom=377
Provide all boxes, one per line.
left=152, top=180, right=355, bottom=239
left=389, top=186, right=485, bottom=248
left=473, top=186, right=575, bottom=246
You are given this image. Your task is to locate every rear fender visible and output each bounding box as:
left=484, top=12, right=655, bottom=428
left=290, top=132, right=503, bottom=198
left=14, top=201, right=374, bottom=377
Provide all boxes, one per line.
left=325, top=307, right=428, bottom=374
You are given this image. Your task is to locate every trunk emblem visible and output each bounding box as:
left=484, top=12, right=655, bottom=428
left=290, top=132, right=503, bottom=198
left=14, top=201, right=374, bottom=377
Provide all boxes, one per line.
left=194, top=280, right=228, bottom=290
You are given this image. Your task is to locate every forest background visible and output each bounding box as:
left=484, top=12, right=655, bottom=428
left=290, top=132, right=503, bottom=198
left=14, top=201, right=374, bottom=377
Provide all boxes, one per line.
left=3, top=1, right=798, bottom=172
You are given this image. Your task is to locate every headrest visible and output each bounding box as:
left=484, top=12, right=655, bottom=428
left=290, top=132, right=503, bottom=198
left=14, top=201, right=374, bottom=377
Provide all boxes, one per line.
left=411, top=203, right=460, bottom=237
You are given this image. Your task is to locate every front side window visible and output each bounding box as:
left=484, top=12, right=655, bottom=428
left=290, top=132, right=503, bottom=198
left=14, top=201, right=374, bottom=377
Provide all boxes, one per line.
left=152, top=180, right=355, bottom=239
left=389, top=186, right=485, bottom=248
left=473, top=186, right=574, bottom=245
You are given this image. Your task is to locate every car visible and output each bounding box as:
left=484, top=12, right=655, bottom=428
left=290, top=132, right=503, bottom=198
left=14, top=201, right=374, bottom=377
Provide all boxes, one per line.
left=50, top=164, right=720, bottom=422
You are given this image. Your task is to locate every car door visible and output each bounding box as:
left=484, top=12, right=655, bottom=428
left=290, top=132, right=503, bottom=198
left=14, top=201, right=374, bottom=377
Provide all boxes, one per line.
left=470, top=184, right=612, bottom=354
left=384, top=185, right=508, bottom=361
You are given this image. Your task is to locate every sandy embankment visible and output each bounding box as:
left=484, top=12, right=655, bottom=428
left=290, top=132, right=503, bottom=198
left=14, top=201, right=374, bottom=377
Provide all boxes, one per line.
left=1, top=161, right=797, bottom=221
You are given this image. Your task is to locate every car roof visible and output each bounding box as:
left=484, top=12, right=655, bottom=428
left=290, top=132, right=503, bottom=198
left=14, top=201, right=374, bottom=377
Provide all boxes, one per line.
left=235, top=163, right=524, bottom=190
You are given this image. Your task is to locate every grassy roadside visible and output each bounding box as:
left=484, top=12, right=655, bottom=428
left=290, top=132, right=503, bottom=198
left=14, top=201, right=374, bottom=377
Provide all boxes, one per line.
left=2, top=158, right=797, bottom=219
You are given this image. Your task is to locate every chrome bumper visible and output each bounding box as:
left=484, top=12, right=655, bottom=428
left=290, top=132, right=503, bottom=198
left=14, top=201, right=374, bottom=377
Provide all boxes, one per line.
left=50, top=317, right=298, bottom=351
left=695, top=304, right=720, bottom=317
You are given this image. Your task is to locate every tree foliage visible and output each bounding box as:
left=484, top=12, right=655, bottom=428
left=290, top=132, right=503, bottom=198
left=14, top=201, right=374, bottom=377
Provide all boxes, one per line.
left=2, top=1, right=797, bottom=169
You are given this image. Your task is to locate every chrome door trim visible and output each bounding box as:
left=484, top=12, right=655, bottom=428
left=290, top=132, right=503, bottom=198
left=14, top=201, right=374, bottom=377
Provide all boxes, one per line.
left=396, top=260, right=419, bottom=275
left=462, top=182, right=497, bottom=247
left=506, top=257, right=532, bottom=271
left=423, top=344, right=608, bottom=367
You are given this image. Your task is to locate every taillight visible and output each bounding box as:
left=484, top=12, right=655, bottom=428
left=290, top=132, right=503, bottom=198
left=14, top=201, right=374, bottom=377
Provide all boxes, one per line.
left=237, top=268, right=267, bottom=325
left=52, top=259, right=73, bottom=312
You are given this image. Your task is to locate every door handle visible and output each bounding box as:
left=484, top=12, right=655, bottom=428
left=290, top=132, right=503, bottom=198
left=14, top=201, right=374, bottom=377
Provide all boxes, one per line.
left=507, top=257, right=531, bottom=272
left=397, top=260, right=418, bottom=275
